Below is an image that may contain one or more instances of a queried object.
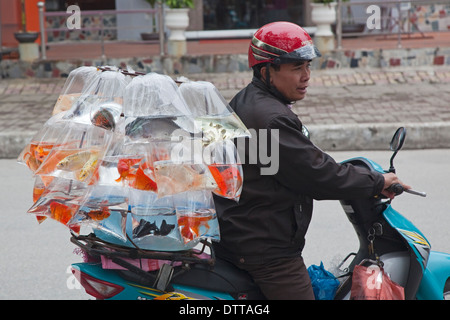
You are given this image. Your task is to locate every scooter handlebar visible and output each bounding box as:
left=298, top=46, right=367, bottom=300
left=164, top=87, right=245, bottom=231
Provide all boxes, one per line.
left=386, top=183, right=404, bottom=195
left=386, top=183, right=427, bottom=197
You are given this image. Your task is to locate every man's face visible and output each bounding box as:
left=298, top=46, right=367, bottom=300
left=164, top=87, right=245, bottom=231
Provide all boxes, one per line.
left=267, top=61, right=311, bottom=102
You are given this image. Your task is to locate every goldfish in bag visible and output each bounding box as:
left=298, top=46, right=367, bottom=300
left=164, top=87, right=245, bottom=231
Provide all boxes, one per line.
left=27, top=177, right=87, bottom=233
left=115, top=158, right=157, bottom=191
left=208, top=164, right=243, bottom=201
left=32, top=176, right=55, bottom=224
left=174, top=191, right=219, bottom=244
left=177, top=212, right=214, bottom=244
left=115, top=158, right=142, bottom=183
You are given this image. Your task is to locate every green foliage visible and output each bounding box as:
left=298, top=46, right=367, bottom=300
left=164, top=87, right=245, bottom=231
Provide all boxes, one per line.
left=145, top=0, right=194, bottom=9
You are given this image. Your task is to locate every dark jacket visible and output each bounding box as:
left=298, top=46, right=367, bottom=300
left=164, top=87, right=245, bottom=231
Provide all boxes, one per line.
left=213, top=77, right=385, bottom=265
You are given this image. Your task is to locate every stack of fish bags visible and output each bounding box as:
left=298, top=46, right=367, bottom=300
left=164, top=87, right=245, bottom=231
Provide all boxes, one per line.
left=18, top=66, right=250, bottom=251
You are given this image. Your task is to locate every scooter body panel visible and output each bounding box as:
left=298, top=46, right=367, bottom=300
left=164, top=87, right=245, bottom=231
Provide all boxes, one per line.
left=416, top=251, right=450, bottom=300
left=72, top=262, right=234, bottom=300
left=383, top=205, right=431, bottom=271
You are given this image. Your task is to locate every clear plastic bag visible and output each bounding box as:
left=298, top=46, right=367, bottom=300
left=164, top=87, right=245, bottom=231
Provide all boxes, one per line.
left=174, top=190, right=219, bottom=244
left=68, top=184, right=129, bottom=241
left=31, top=175, right=55, bottom=224
left=17, top=112, right=70, bottom=172
left=205, top=140, right=243, bottom=201
left=154, top=160, right=217, bottom=198
left=63, top=69, right=129, bottom=127
left=129, top=190, right=177, bottom=241
left=123, top=115, right=196, bottom=143
left=123, top=72, right=192, bottom=118
left=108, top=141, right=158, bottom=191
left=52, top=66, right=101, bottom=115
left=34, top=123, right=113, bottom=184
left=179, top=81, right=251, bottom=146
left=27, top=177, right=87, bottom=233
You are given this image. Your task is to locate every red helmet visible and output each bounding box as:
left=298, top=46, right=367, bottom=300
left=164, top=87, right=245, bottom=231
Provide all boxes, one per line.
left=248, top=21, right=321, bottom=68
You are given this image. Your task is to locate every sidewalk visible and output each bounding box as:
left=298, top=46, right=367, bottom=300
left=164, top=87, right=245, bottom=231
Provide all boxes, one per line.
left=2, top=31, right=450, bottom=78
left=1, top=65, right=450, bottom=158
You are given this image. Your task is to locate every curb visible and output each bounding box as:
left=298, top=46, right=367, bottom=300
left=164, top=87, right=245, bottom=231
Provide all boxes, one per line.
left=3, top=122, right=450, bottom=160
left=0, top=131, right=35, bottom=159
left=308, top=122, right=450, bottom=151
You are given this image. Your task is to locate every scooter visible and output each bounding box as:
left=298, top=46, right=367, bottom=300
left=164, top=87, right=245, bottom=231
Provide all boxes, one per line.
left=70, top=127, right=450, bottom=300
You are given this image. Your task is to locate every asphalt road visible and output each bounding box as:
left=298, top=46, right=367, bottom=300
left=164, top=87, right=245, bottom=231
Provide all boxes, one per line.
left=1, top=148, right=449, bottom=299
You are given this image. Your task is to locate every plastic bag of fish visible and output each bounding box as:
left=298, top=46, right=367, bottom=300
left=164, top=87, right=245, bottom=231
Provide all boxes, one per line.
left=17, top=111, right=70, bottom=173
left=68, top=184, right=129, bottom=241
left=205, top=140, right=243, bottom=201
left=178, top=80, right=251, bottom=146
left=33, top=122, right=113, bottom=184
left=19, top=66, right=252, bottom=252
left=174, top=190, right=219, bottom=244
left=51, top=66, right=101, bottom=116
left=27, top=177, right=87, bottom=233
left=62, top=68, right=130, bottom=129
left=123, top=73, right=192, bottom=118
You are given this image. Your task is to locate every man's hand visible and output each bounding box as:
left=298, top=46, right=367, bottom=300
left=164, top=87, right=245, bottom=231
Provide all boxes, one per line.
left=382, top=172, right=411, bottom=199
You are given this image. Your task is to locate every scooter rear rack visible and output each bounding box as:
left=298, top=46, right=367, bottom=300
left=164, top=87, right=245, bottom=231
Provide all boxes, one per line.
left=70, top=232, right=216, bottom=267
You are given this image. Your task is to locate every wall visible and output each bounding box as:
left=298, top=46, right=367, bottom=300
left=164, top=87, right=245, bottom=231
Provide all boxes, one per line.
left=0, top=0, right=21, bottom=47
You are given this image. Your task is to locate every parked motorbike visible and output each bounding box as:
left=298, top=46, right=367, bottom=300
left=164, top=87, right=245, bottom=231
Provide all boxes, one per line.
left=71, top=127, right=450, bottom=300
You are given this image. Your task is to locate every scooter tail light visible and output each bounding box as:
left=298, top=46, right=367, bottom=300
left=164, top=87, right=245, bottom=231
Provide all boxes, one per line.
left=72, top=268, right=124, bottom=299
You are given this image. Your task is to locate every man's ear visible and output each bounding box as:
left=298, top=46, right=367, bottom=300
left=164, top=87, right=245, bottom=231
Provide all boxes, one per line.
left=260, top=65, right=267, bottom=82
left=260, top=65, right=272, bottom=85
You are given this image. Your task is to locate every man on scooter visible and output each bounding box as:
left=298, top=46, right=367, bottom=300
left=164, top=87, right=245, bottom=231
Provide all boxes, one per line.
left=212, top=21, right=410, bottom=300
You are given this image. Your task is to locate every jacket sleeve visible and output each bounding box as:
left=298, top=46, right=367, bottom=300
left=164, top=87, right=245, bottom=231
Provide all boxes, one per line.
left=266, top=115, right=385, bottom=200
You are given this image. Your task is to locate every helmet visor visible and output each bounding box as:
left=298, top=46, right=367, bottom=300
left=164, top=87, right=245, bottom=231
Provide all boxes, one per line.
left=274, top=44, right=321, bottom=64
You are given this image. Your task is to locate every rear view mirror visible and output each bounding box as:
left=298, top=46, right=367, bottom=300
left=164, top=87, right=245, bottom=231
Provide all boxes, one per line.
left=390, top=127, right=406, bottom=152
left=389, top=127, right=406, bottom=173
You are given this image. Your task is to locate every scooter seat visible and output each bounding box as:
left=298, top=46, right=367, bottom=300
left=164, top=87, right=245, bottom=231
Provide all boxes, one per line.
left=171, top=257, right=266, bottom=300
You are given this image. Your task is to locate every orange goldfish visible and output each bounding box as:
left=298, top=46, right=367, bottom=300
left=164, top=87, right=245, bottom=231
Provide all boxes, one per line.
left=178, top=214, right=212, bottom=243
left=115, top=158, right=142, bottom=183
left=31, top=176, right=54, bottom=224
left=49, top=201, right=80, bottom=233
left=133, top=167, right=157, bottom=191
left=208, top=164, right=243, bottom=198
left=86, top=207, right=111, bottom=221
left=23, top=142, right=52, bottom=171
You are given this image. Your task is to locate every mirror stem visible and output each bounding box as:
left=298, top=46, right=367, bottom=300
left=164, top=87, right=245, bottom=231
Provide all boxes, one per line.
left=389, top=151, right=398, bottom=173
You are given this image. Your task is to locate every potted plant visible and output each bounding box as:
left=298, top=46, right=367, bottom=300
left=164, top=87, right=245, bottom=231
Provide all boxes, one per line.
left=14, top=0, right=39, bottom=43
left=163, top=0, right=194, bottom=56
left=165, top=0, right=194, bottom=9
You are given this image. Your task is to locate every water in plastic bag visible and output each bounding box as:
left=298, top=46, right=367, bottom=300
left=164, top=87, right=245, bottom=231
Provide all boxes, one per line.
left=17, top=112, right=70, bottom=172
left=178, top=80, right=251, bottom=146
left=63, top=69, right=129, bottom=127
left=174, top=190, right=220, bottom=244
left=34, top=123, right=113, bottom=184
left=68, top=184, right=129, bottom=241
left=27, top=177, right=87, bottom=233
